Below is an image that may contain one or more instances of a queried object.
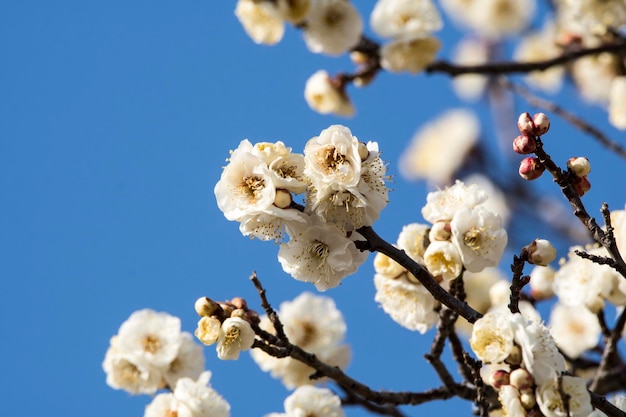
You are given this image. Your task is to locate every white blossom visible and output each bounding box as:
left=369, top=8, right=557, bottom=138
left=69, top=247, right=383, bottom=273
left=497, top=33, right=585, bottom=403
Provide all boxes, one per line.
left=549, top=303, right=600, bottom=358
left=611, top=205, right=626, bottom=255
left=563, top=0, right=626, bottom=34
left=304, top=70, right=354, bottom=117
left=462, top=173, right=511, bottom=225
left=195, top=316, right=221, bottom=346
left=173, top=372, right=231, bottom=417
left=144, top=393, right=181, bottom=417
left=469, top=311, right=515, bottom=364
left=370, top=0, right=442, bottom=38
left=302, top=0, right=363, bottom=56
left=529, top=265, right=555, bottom=300
left=536, top=376, right=592, bottom=417
left=380, top=36, right=441, bottom=74
left=284, top=385, right=345, bottom=417
left=424, top=240, right=463, bottom=281
left=163, top=332, right=205, bottom=388
left=216, top=317, right=255, bottom=360
left=103, top=337, right=164, bottom=394
left=396, top=223, right=430, bottom=265
left=498, top=385, right=526, bottom=417
left=235, top=0, right=285, bottom=45
left=457, top=268, right=504, bottom=334
left=452, top=38, right=489, bottom=101
left=401, top=111, right=480, bottom=186
left=373, top=252, right=406, bottom=279
left=422, top=180, right=488, bottom=224
left=609, top=76, right=626, bottom=130
left=572, top=53, right=619, bottom=105
left=276, top=0, right=311, bottom=23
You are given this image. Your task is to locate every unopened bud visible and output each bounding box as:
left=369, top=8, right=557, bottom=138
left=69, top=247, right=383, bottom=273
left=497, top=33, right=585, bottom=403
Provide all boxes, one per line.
left=246, top=309, right=260, bottom=325
left=529, top=266, right=555, bottom=300
left=509, top=368, right=534, bottom=390
left=513, top=135, right=537, bottom=154
left=520, top=389, right=537, bottom=409
left=274, top=189, right=292, bottom=209
left=195, top=296, right=220, bottom=317
left=518, top=112, right=536, bottom=136
left=219, top=302, right=234, bottom=318
left=567, top=157, right=591, bottom=177
left=490, top=370, right=510, bottom=389
left=519, top=157, right=545, bottom=180
left=572, top=175, right=591, bottom=197
left=533, top=113, right=550, bottom=135
left=358, top=142, right=370, bottom=161
left=429, top=221, right=451, bottom=242
left=505, top=345, right=523, bottom=366
left=525, top=239, right=557, bottom=266
left=230, top=308, right=247, bottom=319
left=230, top=297, right=248, bottom=310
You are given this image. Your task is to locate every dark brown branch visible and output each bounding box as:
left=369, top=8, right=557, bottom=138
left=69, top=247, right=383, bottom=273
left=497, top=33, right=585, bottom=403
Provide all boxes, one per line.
left=509, top=253, right=530, bottom=314
left=426, top=40, right=626, bottom=76
left=356, top=226, right=483, bottom=324
left=590, top=307, right=626, bottom=393
left=250, top=272, right=288, bottom=341
left=590, top=392, right=626, bottom=417
left=340, top=387, right=407, bottom=417
left=500, top=79, right=626, bottom=159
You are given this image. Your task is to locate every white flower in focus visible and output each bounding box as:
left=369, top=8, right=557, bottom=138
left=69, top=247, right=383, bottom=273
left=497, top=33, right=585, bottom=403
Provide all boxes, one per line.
left=401, top=111, right=480, bottom=186
left=304, top=70, right=354, bottom=117
left=235, top=0, right=285, bottom=45
left=278, top=221, right=367, bottom=290
left=396, top=222, right=430, bottom=265
left=163, top=332, right=205, bottom=388
left=424, top=240, right=463, bottom=281
left=374, top=273, right=439, bottom=333
left=380, top=36, right=441, bottom=74
left=174, top=372, right=231, bottom=417
left=469, top=312, right=515, bottom=363
left=549, top=303, right=600, bottom=358
left=252, top=141, right=307, bottom=194
left=498, top=385, right=526, bottom=417
left=450, top=207, right=508, bottom=273
left=195, top=316, right=222, bottom=346
left=536, top=376, right=592, bottom=417
left=462, top=173, right=511, bottom=225
left=514, top=23, right=565, bottom=93
left=103, top=337, right=164, bottom=394
left=609, top=76, right=626, bottom=130
left=572, top=53, right=619, bottom=104
left=116, top=309, right=183, bottom=369
left=511, top=314, right=566, bottom=385
left=374, top=252, right=405, bottom=278
left=452, top=38, right=489, bottom=101
left=422, top=180, right=488, bottom=224
left=284, top=386, right=345, bottom=417
left=370, top=0, right=442, bottom=38
left=302, top=0, right=363, bottom=56
left=216, top=317, right=255, bottom=360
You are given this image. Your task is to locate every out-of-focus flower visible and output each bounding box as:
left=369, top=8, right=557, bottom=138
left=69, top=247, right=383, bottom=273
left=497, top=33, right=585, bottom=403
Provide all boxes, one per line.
left=276, top=0, right=311, bottom=23
left=562, top=0, right=626, bottom=34
left=456, top=268, right=504, bottom=334
left=609, top=76, right=626, bottom=130
left=452, top=38, right=489, bottom=101
left=529, top=265, right=555, bottom=300
left=572, top=52, right=619, bottom=105
left=103, top=338, right=164, bottom=394
left=536, top=376, right=592, bottom=417
left=462, top=174, right=511, bottom=225
left=549, top=303, right=601, bottom=358
left=283, top=386, right=345, bottom=417
left=163, top=333, right=205, bottom=388
left=400, top=110, right=480, bottom=186
left=174, top=372, right=231, bottom=417
left=370, top=0, right=442, bottom=38
left=302, top=0, right=363, bottom=56
left=235, top=0, right=285, bottom=45
left=304, top=70, right=354, bottom=117
left=380, top=36, right=441, bottom=73
left=611, top=205, right=626, bottom=255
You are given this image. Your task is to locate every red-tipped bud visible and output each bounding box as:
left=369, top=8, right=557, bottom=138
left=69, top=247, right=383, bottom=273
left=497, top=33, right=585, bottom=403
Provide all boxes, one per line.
left=519, top=157, right=545, bottom=180
left=518, top=112, right=536, bottom=136
left=509, top=368, right=534, bottom=390
left=533, top=113, right=550, bottom=135
left=490, top=370, right=510, bottom=389
left=525, top=239, right=557, bottom=266
left=572, top=175, right=591, bottom=196
left=567, top=157, right=591, bottom=177
left=513, top=135, right=537, bottom=154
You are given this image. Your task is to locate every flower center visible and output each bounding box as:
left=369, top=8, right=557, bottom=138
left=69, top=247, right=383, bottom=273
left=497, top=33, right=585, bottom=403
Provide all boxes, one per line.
left=238, top=176, right=265, bottom=203
left=224, top=326, right=241, bottom=345
left=319, top=146, right=347, bottom=174
left=142, top=335, right=162, bottom=354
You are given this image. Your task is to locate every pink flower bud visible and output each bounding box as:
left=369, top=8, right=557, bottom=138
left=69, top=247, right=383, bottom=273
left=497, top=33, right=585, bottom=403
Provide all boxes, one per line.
left=513, top=135, right=537, bottom=154
left=519, top=157, right=545, bottom=180
left=518, top=112, right=536, bottom=136
left=525, top=239, right=557, bottom=266
left=533, top=113, right=550, bottom=135
left=490, top=370, right=510, bottom=389
left=509, top=368, right=534, bottom=390
left=567, top=157, right=591, bottom=177
left=573, top=175, right=591, bottom=196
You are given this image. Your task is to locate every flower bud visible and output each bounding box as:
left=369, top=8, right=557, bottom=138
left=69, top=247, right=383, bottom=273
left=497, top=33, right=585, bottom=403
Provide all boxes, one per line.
left=513, top=135, right=537, bottom=154
left=509, top=368, right=534, bottom=390
left=518, top=112, right=536, bottom=136
left=525, top=239, right=557, bottom=266
left=358, top=142, right=370, bottom=161
left=519, top=157, right=545, bottom=180
left=274, top=189, right=292, bottom=209
left=230, top=297, right=248, bottom=310
left=533, top=113, right=550, bottom=135
left=490, top=370, right=510, bottom=389
left=520, top=389, right=536, bottom=409
left=230, top=308, right=247, bottom=319
left=572, top=175, right=591, bottom=197
left=429, top=221, right=451, bottom=242
left=567, top=157, right=591, bottom=177
left=195, top=296, right=221, bottom=317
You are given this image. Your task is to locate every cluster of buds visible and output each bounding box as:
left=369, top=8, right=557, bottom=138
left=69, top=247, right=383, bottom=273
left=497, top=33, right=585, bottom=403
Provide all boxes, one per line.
left=567, top=157, right=591, bottom=196
left=514, top=112, right=550, bottom=181
left=194, top=296, right=258, bottom=360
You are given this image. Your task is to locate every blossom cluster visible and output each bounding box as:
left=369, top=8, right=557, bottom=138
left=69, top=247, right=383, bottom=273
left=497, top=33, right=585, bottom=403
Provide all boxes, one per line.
left=264, top=385, right=345, bottom=417
left=215, top=124, right=389, bottom=291
left=251, top=292, right=351, bottom=388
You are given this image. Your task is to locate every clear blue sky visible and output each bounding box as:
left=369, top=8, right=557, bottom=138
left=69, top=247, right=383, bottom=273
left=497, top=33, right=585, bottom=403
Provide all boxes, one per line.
left=1, top=2, right=625, bottom=417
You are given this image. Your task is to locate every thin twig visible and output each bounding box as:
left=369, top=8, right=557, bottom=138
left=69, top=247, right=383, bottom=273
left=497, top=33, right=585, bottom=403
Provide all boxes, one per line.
left=340, top=387, right=407, bottom=417
left=250, top=272, right=288, bottom=341
left=508, top=253, right=530, bottom=314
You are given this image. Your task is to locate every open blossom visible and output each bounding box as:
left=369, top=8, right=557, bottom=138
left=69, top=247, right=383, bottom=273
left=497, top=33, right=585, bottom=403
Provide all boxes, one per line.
left=103, top=338, right=165, bottom=394
left=370, top=0, right=442, bottom=38
left=536, top=376, right=592, bottom=417
left=302, top=0, right=363, bottom=56
left=469, top=311, right=515, bottom=364
left=549, top=303, right=600, bottom=358
left=304, top=70, right=354, bottom=117
left=450, top=207, right=507, bottom=272
left=563, top=0, right=626, bottom=34
left=284, top=386, right=345, bottom=417
left=235, top=0, right=285, bottom=45
left=423, top=240, right=463, bottom=281
left=380, top=36, right=441, bottom=74
left=216, top=317, right=255, bottom=360
left=251, top=292, right=350, bottom=388
left=400, top=111, right=479, bottom=186
left=278, top=221, right=367, bottom=291
left=421, top=180, right=488, bottom=224
left=498, top=385, right=526, bottom=417
left=396, top=223, right=430, bottom=265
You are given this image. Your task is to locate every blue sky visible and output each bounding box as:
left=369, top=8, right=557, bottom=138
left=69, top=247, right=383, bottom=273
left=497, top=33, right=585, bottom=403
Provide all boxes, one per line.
left=2, top=1, right=625, bottom=417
